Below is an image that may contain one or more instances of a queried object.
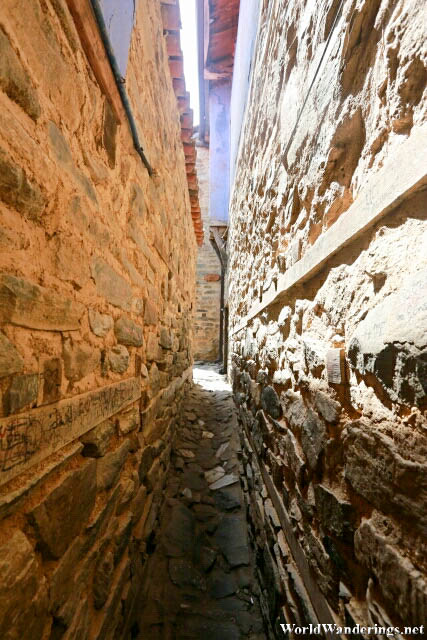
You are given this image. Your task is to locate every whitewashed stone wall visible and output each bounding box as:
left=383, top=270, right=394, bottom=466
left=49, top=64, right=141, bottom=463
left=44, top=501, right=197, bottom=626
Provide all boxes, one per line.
left=228, top=0, right=427, bottom=635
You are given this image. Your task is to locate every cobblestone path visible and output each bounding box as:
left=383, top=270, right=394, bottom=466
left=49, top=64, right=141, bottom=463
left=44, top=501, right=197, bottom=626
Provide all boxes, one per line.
left=137, top=363, right=267, bottom=640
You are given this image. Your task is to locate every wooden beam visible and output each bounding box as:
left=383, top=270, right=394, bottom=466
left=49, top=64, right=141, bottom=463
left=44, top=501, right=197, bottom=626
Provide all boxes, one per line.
left=65, top=0, right=124, bottom=123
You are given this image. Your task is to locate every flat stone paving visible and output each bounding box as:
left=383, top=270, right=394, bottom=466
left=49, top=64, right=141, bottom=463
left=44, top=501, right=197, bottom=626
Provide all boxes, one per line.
left=137, top=363, right=267, bottom=640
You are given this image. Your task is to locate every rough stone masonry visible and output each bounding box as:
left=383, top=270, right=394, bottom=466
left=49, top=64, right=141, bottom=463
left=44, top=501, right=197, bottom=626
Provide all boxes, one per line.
left=0, top=0, right=198, bottom=638
left=227, top=0, right=427, bottom=636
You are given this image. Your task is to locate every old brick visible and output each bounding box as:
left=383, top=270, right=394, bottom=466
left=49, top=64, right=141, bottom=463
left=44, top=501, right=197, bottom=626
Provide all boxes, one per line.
left=28, top=460, right=97, bottom=559
left=88, top=308, right=113, bottom=337
left=0, top=27, right=40, bottom=120
left=0, top=531, right=48, bottom=639
left=107, top=345, right=130, bottom=374
left=204, top=273, right=221, bottom=282
left=91, top=257, right=132, bottom=311
left=0, top=331, right=23, bottom=378
left=114, top=316, right=144, bottom=347
left=0, top=274, right=84, bottom=331
left=5, top=373, right=38, bottom=414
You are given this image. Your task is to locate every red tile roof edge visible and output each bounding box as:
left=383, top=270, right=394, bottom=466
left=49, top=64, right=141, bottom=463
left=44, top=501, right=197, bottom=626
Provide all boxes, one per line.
left=161, top=0, right=204, bottom=247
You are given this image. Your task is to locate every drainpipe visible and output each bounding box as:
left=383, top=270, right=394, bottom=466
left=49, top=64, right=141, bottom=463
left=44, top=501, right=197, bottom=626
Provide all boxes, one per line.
left=89, top=0, right=153, bottom=176
left=210, top=238, right=225, bottom=364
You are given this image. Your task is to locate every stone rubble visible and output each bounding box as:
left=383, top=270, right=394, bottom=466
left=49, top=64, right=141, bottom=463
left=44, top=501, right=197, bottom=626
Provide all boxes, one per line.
left=137, top=363, right=270, bottom=640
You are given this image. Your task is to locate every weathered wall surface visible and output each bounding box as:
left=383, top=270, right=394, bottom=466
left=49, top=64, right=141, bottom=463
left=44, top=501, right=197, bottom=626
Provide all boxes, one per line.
left=0, top=0, right=196, bottom=638
left=194, top=145, right=221, bottom=361
left=228, top=0, right=427, bottom=635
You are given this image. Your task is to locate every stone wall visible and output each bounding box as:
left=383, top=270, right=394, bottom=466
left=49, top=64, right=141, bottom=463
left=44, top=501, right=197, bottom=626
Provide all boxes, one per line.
left=0, top=0, right=196, bottom=638
left=228, top=0, right=426, bottom=636
left=194, top=145, right=221, bottom=361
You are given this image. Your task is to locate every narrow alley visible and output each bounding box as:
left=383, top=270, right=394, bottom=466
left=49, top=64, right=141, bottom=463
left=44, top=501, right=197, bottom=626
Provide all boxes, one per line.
left=0, top=0, right=426, bottom=638
left=137, top=364, right=267, bottom=640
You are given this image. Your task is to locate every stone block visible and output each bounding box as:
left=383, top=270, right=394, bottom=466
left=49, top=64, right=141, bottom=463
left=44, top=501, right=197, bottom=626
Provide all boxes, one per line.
left=261, top=385, right=282, bottom=419
left=146, top=333, right=162, bottom=361
left=0, top=331, right=23, bottom=378
left=89, top=309, right=113, bottom=337
left=131, top=485, right=147, bottom=522
left=344, top=421, right=427, bottom=532
left=41, top=357, right=62, bottom=404
left=130, top=183, right=146, bottom=220
left=0, top=148, right=45, bottom=221
left=91, top=556, right=130, bottom=640
left=148, top=362, right=160, bottom=397
left=280, top=389, right=307, bottom=432
left=0, top=274, right=84, bottom=330
left=49, top=536, right=85, bottom=614
left=93, top=550, right=114, bottom=609
left=0, top=28, right=40, bottom=119
left=214, top=515, right=250, bottom=567
left=48, top=121, right=73, bottom=166
left=97, top=440, right=131, bottom=491
left=282, top=428, right=305, bottom=485
left=355, top=514, right=427, bottom=626
left=5, top=372, right=38, bottom=414
left=138, top=445, right=157, bottom=482
left=313, top=390, right=341, bottom=424
left=159, top=327, right=173, bottom=349
left=63, top=339, right=100, bottom=382
left=144, top=299, right=158, bottom=325
left=108, top=345, right=130, bottom=373
left=0, top=531, right=48, bottom=639
left=114, top=316, right=144, bottom=347
left=28, top=460, right=97, bottom=559
left=91, top=258, right=132, bottom=311
left=116, top=407, right=140, bottom=435
left=301, top=409, right=326, bottom=470
left=81, top=419, right=115, bottom=457
left=59, top=597, right=90, bottom=640
left=314, top=484, right=356, bottom=542
left=113, top=513, right=133, bottom=564
left=347, top=269, right=427, bottom=406
left=103, top=99, right=117, bottom=168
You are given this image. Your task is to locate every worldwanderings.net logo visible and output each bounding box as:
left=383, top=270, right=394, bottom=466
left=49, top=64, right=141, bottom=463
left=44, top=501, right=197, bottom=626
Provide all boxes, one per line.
left=279, top=624, right=425, bottom=636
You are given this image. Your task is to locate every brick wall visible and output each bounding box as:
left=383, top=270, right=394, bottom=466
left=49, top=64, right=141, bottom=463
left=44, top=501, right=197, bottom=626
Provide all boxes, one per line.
left=194, top=145, right=221, bottom=361
left=0, top=0, right=196, bottom=637
left=228, top=0, right=427, bottom=634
